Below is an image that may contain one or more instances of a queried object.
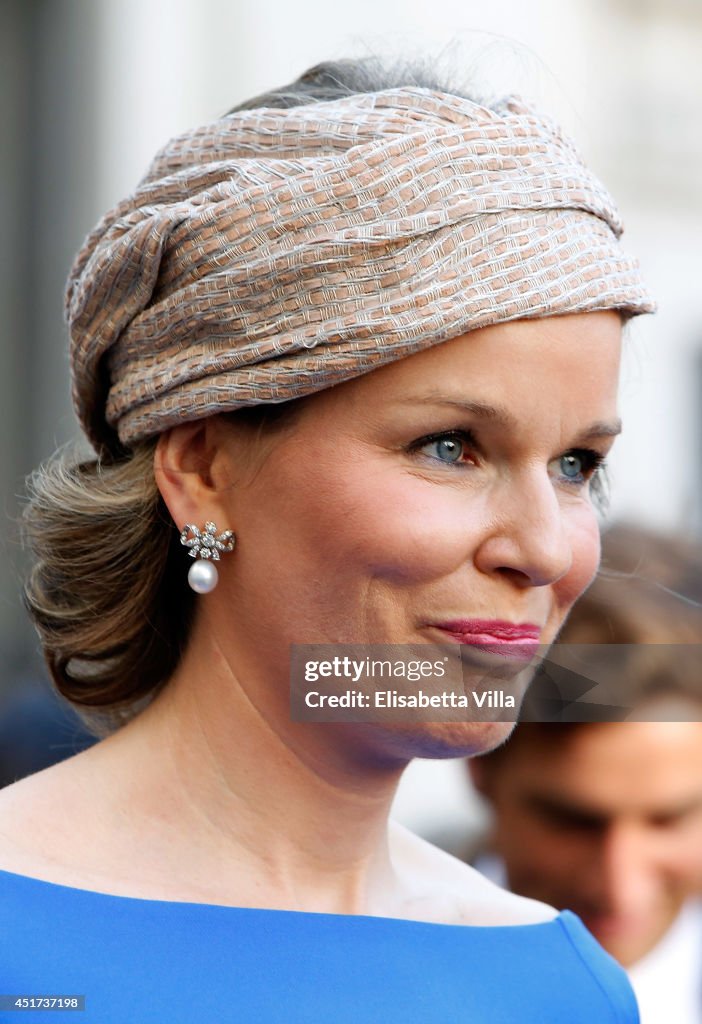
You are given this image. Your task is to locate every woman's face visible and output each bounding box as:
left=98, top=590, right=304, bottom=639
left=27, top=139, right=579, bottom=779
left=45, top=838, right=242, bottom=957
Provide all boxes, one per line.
left=213, top=311, right=622, bottom=756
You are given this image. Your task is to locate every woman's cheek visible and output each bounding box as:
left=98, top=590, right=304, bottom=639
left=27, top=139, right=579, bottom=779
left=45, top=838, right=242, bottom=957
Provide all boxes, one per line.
left=341, top=477, right=480, bottom=581
left=556, top=506, right=602, bottom=612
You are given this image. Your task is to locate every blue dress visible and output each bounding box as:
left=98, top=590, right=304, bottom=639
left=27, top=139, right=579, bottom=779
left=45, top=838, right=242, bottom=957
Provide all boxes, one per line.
left=0, top=868, right=638, bottom=1022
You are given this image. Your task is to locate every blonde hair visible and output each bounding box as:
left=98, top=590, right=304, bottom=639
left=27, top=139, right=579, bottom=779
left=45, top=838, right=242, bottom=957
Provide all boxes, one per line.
left=22, top=443, right=194, bottom=737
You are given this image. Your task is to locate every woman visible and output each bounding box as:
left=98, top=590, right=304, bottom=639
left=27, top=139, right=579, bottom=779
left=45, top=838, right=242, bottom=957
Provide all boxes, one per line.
left=0, top=60, right=653, bottom=1020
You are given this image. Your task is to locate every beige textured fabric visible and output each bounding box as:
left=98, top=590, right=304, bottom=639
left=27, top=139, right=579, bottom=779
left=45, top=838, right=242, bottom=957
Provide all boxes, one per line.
left=66, top=88, right=654, bottom=452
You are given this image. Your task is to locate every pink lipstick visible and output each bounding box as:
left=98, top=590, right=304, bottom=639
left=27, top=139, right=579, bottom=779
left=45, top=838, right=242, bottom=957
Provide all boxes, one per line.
left=431, top=619, right=541, bottom=660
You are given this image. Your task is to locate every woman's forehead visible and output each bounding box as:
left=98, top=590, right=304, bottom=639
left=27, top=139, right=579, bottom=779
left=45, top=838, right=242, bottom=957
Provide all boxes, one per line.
left=330, top=312, right=623, bottom=404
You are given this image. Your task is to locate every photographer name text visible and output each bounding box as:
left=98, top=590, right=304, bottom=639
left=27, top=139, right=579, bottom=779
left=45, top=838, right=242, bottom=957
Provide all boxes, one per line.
left=303, top=689, right=515, bottom=709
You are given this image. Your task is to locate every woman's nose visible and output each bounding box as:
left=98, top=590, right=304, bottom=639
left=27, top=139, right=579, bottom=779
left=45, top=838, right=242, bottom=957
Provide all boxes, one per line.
left=473, top=471, right=574, bottom=587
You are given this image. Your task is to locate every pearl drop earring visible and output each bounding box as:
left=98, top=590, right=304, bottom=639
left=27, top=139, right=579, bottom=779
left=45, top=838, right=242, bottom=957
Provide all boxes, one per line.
left=180, top=521, right=236, bottom=593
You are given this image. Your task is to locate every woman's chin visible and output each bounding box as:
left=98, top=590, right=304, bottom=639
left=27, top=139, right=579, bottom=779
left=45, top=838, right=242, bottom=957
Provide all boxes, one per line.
left=353, top=719, right=518, bottom=762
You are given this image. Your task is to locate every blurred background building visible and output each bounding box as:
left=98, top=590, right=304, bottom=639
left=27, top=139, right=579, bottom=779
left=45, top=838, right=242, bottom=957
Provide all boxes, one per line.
left=1, top=0, right=701, bottom=823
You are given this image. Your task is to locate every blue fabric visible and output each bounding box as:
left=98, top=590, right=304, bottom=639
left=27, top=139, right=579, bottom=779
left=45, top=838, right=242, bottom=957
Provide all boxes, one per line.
left=0, top=868, right=639, bottom=1022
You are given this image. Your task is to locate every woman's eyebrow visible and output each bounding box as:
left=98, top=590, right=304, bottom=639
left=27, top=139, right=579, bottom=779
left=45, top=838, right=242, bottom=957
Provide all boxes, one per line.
left=400, top=395, right=622, bottom=441
left=399, top=395, right=517, bottom=428
left=572, top=419, right=623, bottom=443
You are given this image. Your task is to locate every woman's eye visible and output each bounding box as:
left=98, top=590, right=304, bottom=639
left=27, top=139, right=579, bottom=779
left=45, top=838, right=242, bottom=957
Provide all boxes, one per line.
left=550, top=449, right=604, bottom=486
left=413, top=431, right=477, bottom=466
left=561, top=454, right=586, bottom=479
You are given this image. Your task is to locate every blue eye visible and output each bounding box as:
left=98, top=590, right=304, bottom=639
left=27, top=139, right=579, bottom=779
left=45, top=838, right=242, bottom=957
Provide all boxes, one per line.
left=561, top=454, right=585, bottom=479
left=550, top=449, right=605, bottom=486
left=413, top=431, right=478, bottom=466
left=428, top=437, right=464, bottom=463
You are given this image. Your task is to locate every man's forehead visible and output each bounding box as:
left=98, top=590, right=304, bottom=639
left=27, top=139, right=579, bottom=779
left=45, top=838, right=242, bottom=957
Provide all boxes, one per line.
left=499, top=721, right=702, bottom=809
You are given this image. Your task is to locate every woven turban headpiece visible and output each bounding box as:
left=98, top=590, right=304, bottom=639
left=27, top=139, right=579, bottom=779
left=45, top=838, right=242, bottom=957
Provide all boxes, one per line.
left=66, top=88, right=654, bottom=452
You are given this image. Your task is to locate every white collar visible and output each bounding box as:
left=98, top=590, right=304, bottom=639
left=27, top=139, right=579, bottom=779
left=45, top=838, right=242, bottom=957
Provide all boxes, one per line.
left=628, top=899, right=702, bottom=1024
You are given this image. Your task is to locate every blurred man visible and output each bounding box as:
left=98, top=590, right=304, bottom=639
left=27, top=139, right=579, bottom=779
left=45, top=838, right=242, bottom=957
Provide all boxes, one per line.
left=469, top=525, right=702, bottom=1023
left=470, top=721, right=702, bottom=1022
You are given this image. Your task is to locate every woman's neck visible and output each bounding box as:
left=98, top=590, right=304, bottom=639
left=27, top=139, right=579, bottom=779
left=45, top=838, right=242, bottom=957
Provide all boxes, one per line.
left=91, top=620, right=410, bottom=915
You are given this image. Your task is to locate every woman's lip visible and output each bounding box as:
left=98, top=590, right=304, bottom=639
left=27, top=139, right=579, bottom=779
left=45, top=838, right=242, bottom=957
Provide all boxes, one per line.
left=429, top=621, right=542, bottom=662
left=432, top=619, right=542, bottom=641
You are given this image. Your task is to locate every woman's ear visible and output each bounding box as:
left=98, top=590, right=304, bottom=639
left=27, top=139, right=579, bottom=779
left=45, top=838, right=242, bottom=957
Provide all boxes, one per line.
left=154, top=418, right=234, bottom=530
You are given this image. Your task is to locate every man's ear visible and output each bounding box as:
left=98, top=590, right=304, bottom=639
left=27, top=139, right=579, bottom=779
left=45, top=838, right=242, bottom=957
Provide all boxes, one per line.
left=154, top=418, right=234, bottom=530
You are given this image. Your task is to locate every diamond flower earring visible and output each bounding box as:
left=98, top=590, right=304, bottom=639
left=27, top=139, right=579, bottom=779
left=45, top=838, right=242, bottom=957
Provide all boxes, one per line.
left=180, top=521, right=236, bottom=593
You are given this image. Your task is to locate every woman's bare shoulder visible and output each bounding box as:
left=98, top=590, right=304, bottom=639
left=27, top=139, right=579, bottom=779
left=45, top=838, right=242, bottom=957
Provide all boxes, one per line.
left=390, top=821, right=558, bottom=927
left=0, top=753, right=106, bottom=879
